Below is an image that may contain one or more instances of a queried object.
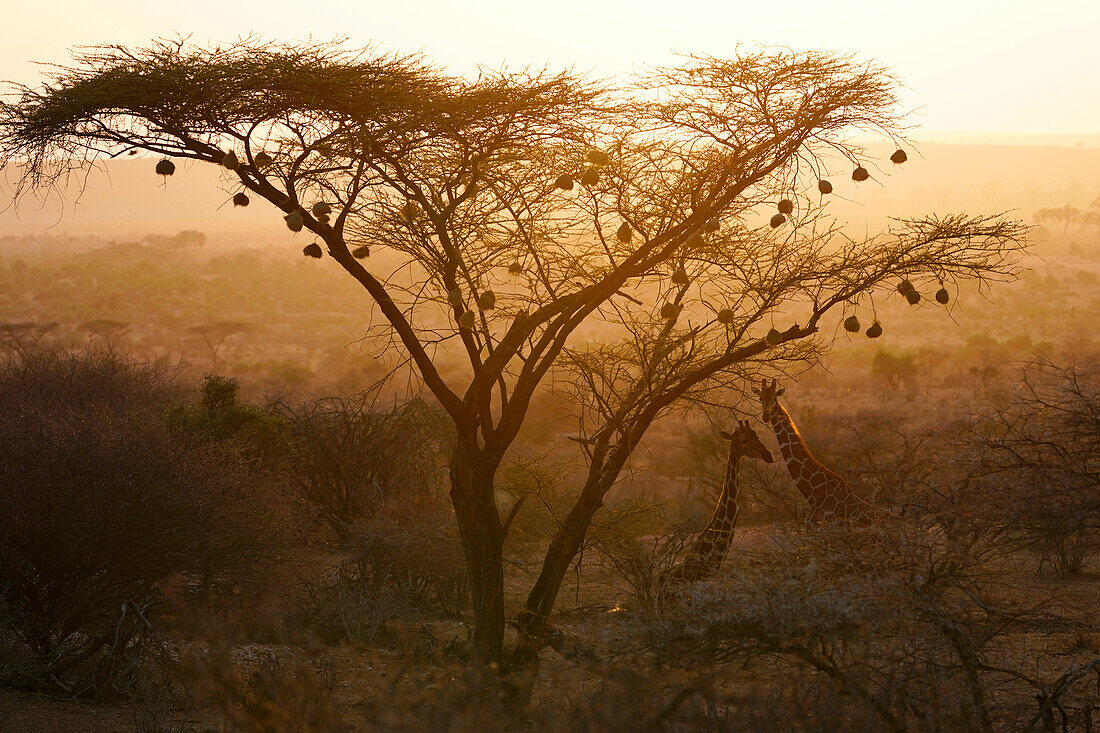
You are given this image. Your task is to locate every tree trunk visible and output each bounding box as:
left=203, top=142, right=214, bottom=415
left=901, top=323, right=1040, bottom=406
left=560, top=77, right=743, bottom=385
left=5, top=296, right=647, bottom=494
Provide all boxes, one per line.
left=449, top=431, right=505, bottom=670
left=511, top=491, right=603, bottom=671
left=510, top=447, right=624, bottom=674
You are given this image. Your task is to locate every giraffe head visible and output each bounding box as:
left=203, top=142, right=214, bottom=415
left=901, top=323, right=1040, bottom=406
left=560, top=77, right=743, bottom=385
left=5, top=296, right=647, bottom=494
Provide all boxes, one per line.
left=719, top=420, right=774, bottom=463
left=752, top=378, right=785, bottom=423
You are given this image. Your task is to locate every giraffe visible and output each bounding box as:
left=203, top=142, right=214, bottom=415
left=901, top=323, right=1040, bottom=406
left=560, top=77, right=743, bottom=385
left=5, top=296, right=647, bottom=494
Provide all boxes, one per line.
left=754, top=379, right=869, bottom=522
left=668, top=420, right=775, bottom=583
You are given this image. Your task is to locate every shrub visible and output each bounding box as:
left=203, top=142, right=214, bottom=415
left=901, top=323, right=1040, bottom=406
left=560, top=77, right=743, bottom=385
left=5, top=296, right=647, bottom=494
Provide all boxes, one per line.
left=165, top=374, right=289, bottom=469
left=0, top=348, right=267, bottom=699
left=179, top=648, right=345, bottom=733
left=278, top=394, right=451, bottom=540
left=962, top=360, right=1100, bottom=574
left=590, top=501, right=697, bottom=610
left=292, top=500, right=468, bottom=644
left=638, top=519, right=1040, bottom=732
left=496, top=456, right=592, bottom=552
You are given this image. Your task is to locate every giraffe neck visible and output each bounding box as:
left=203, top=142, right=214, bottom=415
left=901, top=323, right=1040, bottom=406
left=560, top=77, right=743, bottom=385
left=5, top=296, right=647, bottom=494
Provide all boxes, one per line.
left=672, top=448, right=744, bottom=583
left=768, top=402, right=823, bottom=501
left=710, top=447, right=742, bottom=534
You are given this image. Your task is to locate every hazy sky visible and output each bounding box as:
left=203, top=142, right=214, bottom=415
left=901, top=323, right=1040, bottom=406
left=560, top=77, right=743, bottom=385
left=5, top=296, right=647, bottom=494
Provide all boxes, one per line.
left=1, top=0, right=1097, bottom=135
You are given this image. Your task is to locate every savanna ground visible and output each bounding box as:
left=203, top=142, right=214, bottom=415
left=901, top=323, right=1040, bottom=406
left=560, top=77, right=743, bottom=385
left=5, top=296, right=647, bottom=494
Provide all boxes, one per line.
left=1, top=214, right=1099, bottom=731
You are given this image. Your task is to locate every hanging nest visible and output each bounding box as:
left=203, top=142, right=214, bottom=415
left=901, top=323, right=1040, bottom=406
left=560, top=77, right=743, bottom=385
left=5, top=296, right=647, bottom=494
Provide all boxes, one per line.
left=777, top=199, right=794, bottom=215
left=671, top=267, right=689, bottom=285
left=478, top=291, right=497, bottom=310
left=890, top=149, right=908, bottom=165
left=896, top=279, right=914, bottom=295
left=352, top=245, right=371, bottom=259
left=703, top=217, right=720, bottom=233
left=312, top=202, right=332, bottom=217
left=458, top=311, right=476, bottom=329
left=155, top=159, right=175, bottom=177
left=717, top=309, right=735, bottom=324
left=554, top=174, right=574, bottom=191
left=284, top=212, right=304, bottom=232
left=906, top=289, right=921, bottom=306
left=580, top=168, right=600, bottom=187
left=222, top=151, right=240, bottom=171
left=586, top=149, right=611, bottom=166
left=852, top=166, right=870, bottom=182
left=866, top=321, right=883, bottom=339
left=935, top=287, right=950, bottom=304
left=401, top=202, right=419, bottom=222
left=302, top=243, right=323, bottom=259
left=686, top=232, right=705, bottom=249
left=766, top=328, right=782, bottom=346
left=232, top=192, right=249, bottom=207
left=770, top=213, right=786, bottom=229
left=660, top=303, right=680, bottom=320
left=616, top=222, right=633, bottom=244
left=447, top=287, right=464, bottom=307
left=507, top=260, right=523, bottom=275
left=253, top=151, right=274, bottom=168
left=844, top=315, right=860, bottom=333
left=817, top=179, right=833, bottom=194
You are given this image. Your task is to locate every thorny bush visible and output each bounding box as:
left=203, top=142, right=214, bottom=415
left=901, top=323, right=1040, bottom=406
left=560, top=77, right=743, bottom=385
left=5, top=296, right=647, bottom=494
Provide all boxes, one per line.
left=0, top=348, right=268, bottom=699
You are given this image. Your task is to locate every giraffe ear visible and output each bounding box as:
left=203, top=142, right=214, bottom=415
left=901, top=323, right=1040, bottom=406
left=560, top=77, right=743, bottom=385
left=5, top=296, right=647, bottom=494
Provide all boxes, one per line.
left=775, top=387, right=786, bottom=398
left=718, top=429, right=734, bottom=440
left=751, top=383, right=761, bottom=395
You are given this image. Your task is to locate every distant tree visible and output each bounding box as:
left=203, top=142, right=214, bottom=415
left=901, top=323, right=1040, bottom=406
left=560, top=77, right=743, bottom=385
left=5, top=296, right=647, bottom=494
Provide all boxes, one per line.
left=1034, top=205, right=1081, bottom=240
left=143, top=229, right=206, bottom=249
left=188, top=319, right=251, bottom=371
left=1084, top=198, right=1100, bottom=232
left=0, top=320, right=58, bottom=356
left=0, top=40, right=1026, bottom=675
left=78, top=319, right=130, bottom=348
left=871, top=349, right=918, bottom=389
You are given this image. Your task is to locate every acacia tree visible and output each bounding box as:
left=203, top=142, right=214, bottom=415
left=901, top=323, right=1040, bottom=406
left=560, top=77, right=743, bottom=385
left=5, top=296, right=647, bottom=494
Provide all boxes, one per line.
left=1034, top=205, right=1081, bottom=240
left=189, top=319, right=250, bottom=371
left=0, top=40, right=1026, bottom=672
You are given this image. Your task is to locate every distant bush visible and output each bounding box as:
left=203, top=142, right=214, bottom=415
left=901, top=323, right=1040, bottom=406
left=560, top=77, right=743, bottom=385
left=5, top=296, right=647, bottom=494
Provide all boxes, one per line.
left=267, top=360, right=314, bottom=388
left=0, top=349, right=267, bottom=699
left=796, top=409, right=940, bottom=512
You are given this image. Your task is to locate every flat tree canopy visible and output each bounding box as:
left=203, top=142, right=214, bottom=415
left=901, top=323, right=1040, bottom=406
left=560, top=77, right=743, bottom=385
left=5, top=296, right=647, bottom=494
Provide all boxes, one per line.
left=0, top=39, right=1026, bottom=674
